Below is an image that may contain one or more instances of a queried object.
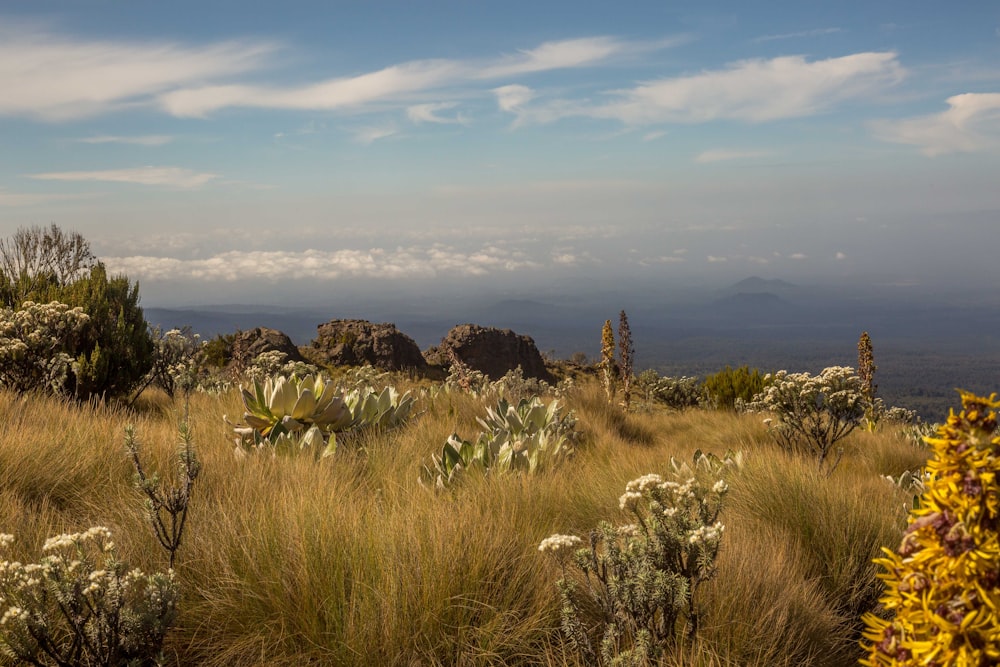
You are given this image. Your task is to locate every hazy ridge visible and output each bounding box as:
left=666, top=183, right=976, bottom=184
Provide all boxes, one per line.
left=146, top=277, right=1000, bottom=421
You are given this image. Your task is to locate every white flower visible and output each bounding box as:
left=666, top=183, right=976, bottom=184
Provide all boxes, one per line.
left=538, top=534, right=583, bottom=554
left=712, top=480, right=728, bottom=494
left=619, top=490, right=642, bottom=511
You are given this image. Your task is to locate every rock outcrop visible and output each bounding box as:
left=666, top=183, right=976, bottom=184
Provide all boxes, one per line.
left=232, top=327, right=306, bottom=365
left=310, top=319, right=427, bottom=371
left=428, top=323, right=552, bottom=382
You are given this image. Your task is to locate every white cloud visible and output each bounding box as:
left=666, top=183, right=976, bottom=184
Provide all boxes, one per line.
left=788, top=253, right=808, bottom=260
left=642, top=130, right=667, bottom=141
left=870, top=92, right=1000, bottom=155
left=28, top=166, right=218, bottom=188
left=159, top=37, right=631, bottom=118
left=493, top=84, right=535, bottom=112
left=406, top=102, right=466, bottom=124
left=707, top=255, right=728, bottom=263
left=476, top=37, right=625, bottom=78
left=0, top=23, right=274, bottom=120
left=513, top=52, right=904, bottom=125
left=835, top=252, right=847, bottom=260
left=752, top=27, right=842, bottom=43
left=694, top=149, right=771, bottom=163
left=75, top=135, right=174, bottom=146
left=103, top=245, right=543, bottom=282
left=353, top=125, right=398, bottom=144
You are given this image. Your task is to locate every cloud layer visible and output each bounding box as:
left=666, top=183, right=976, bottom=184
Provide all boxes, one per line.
left=29, top=167, right=217, bottom=188
left=871, top=92, right=1000, bottom=155
left=506, top=52, right=905, bottom=125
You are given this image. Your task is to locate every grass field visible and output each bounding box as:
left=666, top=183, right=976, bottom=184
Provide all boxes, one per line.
left=0, top=379, right=931, bottom=666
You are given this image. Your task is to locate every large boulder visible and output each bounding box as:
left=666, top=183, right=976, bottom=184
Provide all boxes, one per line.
left=310, top=319, right=427, bottom=371
left=429, top=323, right=553, bottom=382
left=232, top=327, right=306, bottom=365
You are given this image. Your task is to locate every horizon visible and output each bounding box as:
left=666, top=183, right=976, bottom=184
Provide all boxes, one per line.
left=2, top=1, right=999, bottom=307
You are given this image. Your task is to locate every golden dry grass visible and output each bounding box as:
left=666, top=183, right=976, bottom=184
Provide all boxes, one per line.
left=0, top=379, right=932, bottom=666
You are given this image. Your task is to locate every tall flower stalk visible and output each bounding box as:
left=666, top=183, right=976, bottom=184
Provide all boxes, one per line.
left=600, top=319, right=617, bottom=405
left=858, top=331, right=878, bottom=432
left=618, top=310, right=635, bottom=411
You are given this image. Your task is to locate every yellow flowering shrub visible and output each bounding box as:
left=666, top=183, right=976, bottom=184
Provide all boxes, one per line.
left=861, top=391, right=1000, bottom=666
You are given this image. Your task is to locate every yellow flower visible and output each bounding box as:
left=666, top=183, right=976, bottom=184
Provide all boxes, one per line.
left=861, top=392, right=1000, bottom=666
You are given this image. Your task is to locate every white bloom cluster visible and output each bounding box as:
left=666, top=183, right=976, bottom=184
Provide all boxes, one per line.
left=687, top=521, right=725, bottom=546
left=619, top=490, right=643, bottom=511
left=712, top=480, right=728, bottom=494
left=42, top=526, right=112, bottom=553
left=617, top=524, right=640, bottom=537
left=538, top=534, right=583, bottom=554
left=0, top=606, right=28, bottom=626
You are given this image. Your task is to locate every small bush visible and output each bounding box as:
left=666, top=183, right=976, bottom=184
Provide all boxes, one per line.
left=702, top=365, right=767, bottom=411
left=747, top=366, right=865, bottom=472
left=542, top=471, right=728, bottom=665
left=636, top=370, right=703, bottom=411
left=0, top=527, right=179, bottom=666
left=0, top=301, right=89, bottom=394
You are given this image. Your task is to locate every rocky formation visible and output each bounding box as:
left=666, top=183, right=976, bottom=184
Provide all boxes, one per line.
left=310, top=319, right=427, bottom=371
left=427, top=323, right=552, bottom=382
left=232, top=327, right=306, bottom=366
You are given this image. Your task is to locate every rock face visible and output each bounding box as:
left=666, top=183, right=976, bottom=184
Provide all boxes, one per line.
left=233, top=327, right=306, bottom=365
left=310, top=319, right=427, bottom=371
left=430, top=323, right=552, bottom=382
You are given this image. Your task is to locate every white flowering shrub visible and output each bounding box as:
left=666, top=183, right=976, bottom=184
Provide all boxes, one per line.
left=0, top=528, right=179, bottom=666
left=540, top=471, right=728, bottom=664
left=0, top=301, right=89, bottom=394
left=144, top=325, right=205, bottom=399
left=243, top=351, right=319, bottom=382
left=746, top=366, right=865, bottom=472
left=636, top=370, right=703, bottom=411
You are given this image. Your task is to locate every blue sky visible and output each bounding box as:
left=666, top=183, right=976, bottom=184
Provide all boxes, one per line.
left=1, top=1, right=998, bottom=305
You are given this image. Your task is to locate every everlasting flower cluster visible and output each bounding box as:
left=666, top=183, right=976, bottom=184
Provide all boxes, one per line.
left=0, top=527, right=179, bottom=665
left=543, top=467, right=730, bottom=664
left=0, top=300, right=89, bottom=393
left=538, top=534, right=583, bottom=557
left=861, top=392, right=1000, bottom=666
left=747, top=366, right=866, bottom=471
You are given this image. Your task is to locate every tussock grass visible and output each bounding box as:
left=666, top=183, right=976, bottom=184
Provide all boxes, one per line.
left=0, top=379, right=929, bottom=666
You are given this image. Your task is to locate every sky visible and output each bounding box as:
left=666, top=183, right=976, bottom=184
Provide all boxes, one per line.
left=1, top=1, right=998, bottom=306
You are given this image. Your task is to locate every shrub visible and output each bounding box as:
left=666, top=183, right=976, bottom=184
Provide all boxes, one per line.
left=747, top=366, right=865, bottom=472
left=861, top=392, right=1000, bottom=666
left=0, top=527, right=179, bottom=666
left=126, top=420, right=201, bottom=569
left=702, top=365, right=767, bottom=411
left=0, top=224, right=96, bottom=307
left=0, top=301, right=89, bottom=394
left=636, top=370, right=702, bottom=410
left=143, top=326, right=204, bottom=399
left=45, top=264, right=153, bottom=401
left=541, top=470, right=728, bottom=664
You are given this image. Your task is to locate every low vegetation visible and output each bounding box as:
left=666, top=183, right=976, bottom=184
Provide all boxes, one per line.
left=0, top=226, right=992, bottom=665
